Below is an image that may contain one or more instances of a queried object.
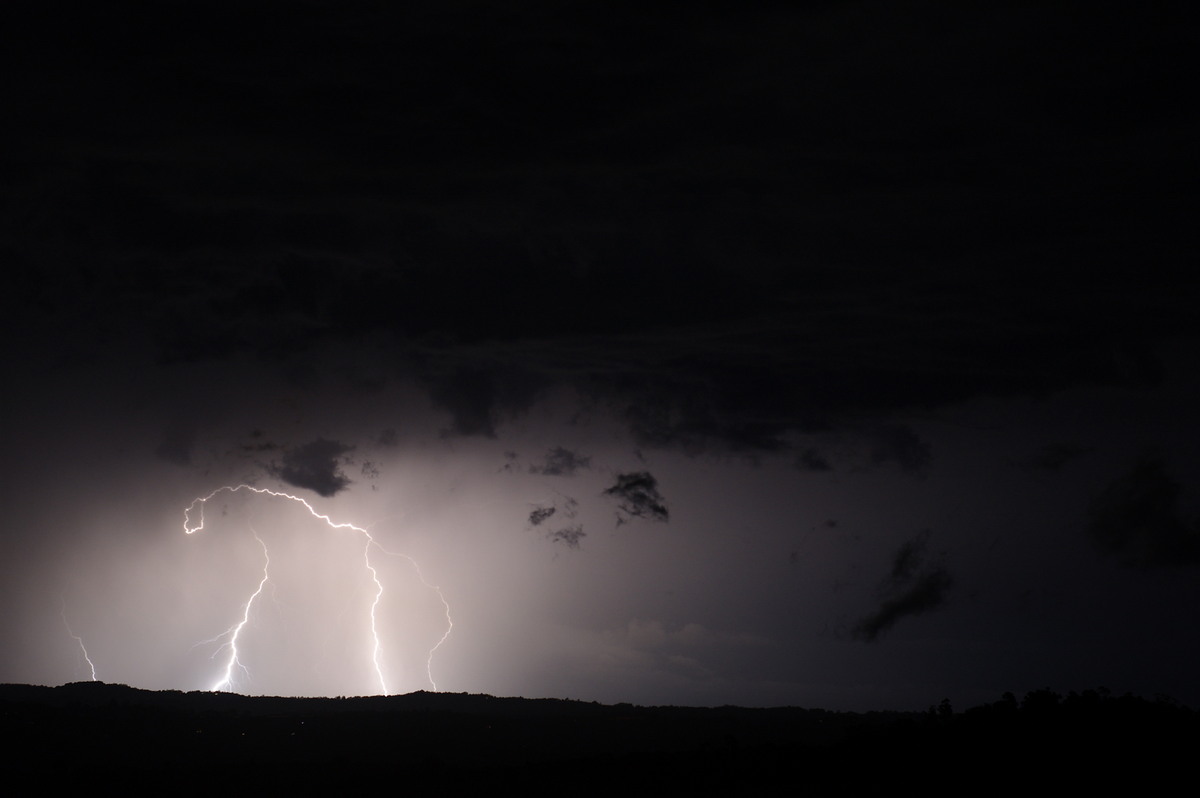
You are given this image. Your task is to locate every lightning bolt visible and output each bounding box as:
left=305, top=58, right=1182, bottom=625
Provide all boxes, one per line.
left=60, top=598, right=97, bottom=682
left=371, top=536, right=454, bottom=690
left=184, top=485, right=452, bottom=695
left=205, top=528, right=270, bottom=693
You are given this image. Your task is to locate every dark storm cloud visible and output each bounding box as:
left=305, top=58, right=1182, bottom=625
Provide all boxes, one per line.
left=529, top=506, right=556, bottom=527
left=546, top=525, right=585, bottom=549
left=529, top=447, right=591, bottom=477
left=1087, top=457, right=1200, bottom=569
left=855, top=531, right=953, bottom=642
left=427, top=369, right=501, bottom=438
left=604, top=472, right=669, bottom=525
left=268, top=439, right=354, bottom=497
left=854, top=569, right=954, bottom=643
left=426, top=366, right=544, bottom=438
left=529, top=493, right=578, bottom=528
left=4, top=3, right=1199, bottom=455
left=529, top=495, right=584, bottom=546
left=234, top=428, right=280, bottom=459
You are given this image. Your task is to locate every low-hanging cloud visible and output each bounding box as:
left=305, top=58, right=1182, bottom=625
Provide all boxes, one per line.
left=604, top=472, right=669, bottom=524
left=529, top=494, right=584, bottom=547
left=854, top=531, right=953, bottom=642
left=854, top=569, right=954, bottom=642
left=529, top=506, right=556, bottom=527
left=269, top=438, right=354, bottom=497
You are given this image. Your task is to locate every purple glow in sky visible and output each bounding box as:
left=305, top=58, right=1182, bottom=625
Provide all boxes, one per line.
left=2, top=2, right=1199, bottom=711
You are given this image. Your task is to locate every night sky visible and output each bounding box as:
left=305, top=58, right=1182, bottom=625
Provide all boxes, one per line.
left=2, top=2, right=1199, bottom=711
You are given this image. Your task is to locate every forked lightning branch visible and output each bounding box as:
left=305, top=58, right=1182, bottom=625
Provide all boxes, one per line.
left=184, top=485, right=453, bottom=695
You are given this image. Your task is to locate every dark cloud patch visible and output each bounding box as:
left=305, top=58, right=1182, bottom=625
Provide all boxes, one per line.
left=7, top=5, right=1197, bottom=458
left=232, top=428, right=281, bottom=459
left=377, top=429, right=398, bottom=447
left=530, top=447, right=591, bottom=477
left=529, top=506, right=556, bottom=527
left=529, top=493, right=578, bottom=529
left=604, top=472, right=669, bottom=525
left=547, top=525, right=585, bottom=549
left=855, top=532, right=953, bottom=642
left=621, top=386, right=795, bottom=457
left=529, top=494, right=584, bottom=547
left=854, top=568, right=954, bottom=643
left=427, top=366, right=544, bottom=438
left=428, top=369, right=501, bottom=438
left=1087, top=457, right=1200, bottom=569
left=868, top=425, right=932, bottom=473
left=268, top=438, right=354, bottom=497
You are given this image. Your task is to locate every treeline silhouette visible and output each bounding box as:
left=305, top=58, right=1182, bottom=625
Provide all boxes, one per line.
left=2, top=683, right=1193, bottom=793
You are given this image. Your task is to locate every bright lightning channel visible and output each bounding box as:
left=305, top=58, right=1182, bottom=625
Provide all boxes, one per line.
left=206, top=528, right=270, bottom=692
left=184, top=485, right=452, bottom=695
left=60, top=598, right=97, bottom=682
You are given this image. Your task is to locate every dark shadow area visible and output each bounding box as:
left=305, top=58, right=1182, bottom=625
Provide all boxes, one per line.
left=2, top=683, right=1193, bottom=793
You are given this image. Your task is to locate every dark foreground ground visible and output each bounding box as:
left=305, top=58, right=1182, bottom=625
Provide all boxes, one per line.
left=2, top=682, right=1195, bottom=794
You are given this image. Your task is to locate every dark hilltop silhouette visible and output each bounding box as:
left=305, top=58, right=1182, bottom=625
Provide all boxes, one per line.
left=2, top=683, right=1194, bottom=793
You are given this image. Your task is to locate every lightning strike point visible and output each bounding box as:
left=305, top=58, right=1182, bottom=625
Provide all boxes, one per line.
left=209, top=528, right=270, bottom=693
left=185, top=485, right=452, bottom=696
left=61, top=599, right=97, bottom=682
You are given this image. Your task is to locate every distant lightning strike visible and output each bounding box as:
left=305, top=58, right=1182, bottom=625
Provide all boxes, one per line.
left=60, top=599, right=97, bottom=682
left=184, top=485, right=451, bottom=695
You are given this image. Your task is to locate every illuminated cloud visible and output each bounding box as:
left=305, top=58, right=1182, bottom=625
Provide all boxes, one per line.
left=269, top=438, right=355, bottom=497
